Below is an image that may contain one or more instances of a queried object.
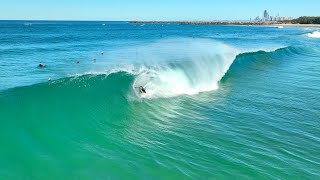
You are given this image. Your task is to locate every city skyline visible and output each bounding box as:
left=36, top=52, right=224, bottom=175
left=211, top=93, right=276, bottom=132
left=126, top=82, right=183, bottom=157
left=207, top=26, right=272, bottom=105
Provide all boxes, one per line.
left=253, top=10, right=294, bottom=22
left=0, top=0, right=319, bottom=21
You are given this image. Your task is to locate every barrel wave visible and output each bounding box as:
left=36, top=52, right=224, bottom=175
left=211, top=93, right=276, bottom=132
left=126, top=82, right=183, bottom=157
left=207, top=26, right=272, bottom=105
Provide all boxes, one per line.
left=131, top=39, right=238, bottom=98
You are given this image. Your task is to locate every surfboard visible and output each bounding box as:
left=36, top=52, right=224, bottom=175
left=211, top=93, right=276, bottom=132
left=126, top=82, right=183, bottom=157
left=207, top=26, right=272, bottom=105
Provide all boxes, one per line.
left=140, top=92, right=147, bottom=98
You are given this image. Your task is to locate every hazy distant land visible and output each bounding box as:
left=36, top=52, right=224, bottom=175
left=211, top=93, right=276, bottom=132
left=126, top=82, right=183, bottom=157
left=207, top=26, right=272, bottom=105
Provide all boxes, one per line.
left=130, top=21, right=320, bottom=27
left=130, top=16, right=320, bottom=27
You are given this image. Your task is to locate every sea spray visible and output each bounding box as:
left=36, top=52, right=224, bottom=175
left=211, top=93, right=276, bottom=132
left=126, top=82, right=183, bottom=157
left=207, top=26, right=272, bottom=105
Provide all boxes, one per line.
left=80, top=38, right=288, bottom=98
left=129, top=39, right=238, bottom=98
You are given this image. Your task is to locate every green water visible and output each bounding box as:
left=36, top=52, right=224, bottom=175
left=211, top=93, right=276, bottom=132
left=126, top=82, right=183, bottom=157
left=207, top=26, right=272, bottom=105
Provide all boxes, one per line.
left=1, top=21, right=320, bottom=179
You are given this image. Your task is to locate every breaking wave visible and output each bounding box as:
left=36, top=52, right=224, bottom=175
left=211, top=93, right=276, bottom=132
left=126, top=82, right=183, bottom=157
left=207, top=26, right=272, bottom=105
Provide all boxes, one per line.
left=2, top=38, right=289, bottom=99
left=306, top=31, right=320, bottom=38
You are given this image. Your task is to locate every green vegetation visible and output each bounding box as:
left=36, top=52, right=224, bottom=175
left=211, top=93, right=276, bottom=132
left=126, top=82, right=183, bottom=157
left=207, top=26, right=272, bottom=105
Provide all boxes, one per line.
left=131, top=16, right=320, bottom=26
left=291, top=16, right=320, bottom=24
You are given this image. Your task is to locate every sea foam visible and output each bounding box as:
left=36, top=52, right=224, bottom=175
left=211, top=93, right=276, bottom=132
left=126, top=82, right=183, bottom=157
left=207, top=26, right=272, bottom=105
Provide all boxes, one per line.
left=306, top=31, right=320, bottom=38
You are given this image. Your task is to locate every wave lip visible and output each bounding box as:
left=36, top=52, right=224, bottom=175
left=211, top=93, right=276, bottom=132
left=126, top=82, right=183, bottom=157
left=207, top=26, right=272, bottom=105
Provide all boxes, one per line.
left=306, top=31, right=320, bottom=38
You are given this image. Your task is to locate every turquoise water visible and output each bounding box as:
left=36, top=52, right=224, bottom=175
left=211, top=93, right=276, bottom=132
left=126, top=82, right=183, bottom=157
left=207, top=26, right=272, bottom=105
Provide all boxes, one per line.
left=0, top=21, right=320, bottom=179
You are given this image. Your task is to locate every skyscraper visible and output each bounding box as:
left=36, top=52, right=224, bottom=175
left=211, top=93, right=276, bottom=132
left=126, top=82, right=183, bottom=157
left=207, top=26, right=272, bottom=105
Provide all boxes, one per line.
left=263, top=10, right=270, bottom=21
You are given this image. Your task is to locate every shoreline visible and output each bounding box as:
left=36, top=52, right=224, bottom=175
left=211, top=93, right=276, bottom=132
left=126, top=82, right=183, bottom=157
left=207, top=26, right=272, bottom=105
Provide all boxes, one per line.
left=130, top=21, right=320, bottom=27
left=273, top=24, right=320, bottom=27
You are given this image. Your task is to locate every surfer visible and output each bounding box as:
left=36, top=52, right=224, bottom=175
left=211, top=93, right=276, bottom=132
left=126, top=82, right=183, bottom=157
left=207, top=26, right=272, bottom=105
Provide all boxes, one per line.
left=135, top=86, right=146, bottom=94
left=38, top=62, right=46, bottom=68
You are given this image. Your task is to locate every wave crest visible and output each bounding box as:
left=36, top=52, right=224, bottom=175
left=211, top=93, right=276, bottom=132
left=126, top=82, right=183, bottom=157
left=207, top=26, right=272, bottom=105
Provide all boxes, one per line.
left=306, top=31, right=320, bottom=38
left=72, top=38, right=286, bottom=99
left=131, top=39, right=238, bottom=98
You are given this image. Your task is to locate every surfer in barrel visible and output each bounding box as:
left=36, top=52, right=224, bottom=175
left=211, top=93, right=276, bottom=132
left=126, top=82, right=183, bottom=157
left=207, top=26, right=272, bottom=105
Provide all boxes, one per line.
left=135, top=86, right=146, bottom=94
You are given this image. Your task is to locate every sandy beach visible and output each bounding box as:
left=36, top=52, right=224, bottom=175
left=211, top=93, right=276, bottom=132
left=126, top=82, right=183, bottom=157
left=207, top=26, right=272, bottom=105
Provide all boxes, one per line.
left=275, top=23, right=320, bottom=27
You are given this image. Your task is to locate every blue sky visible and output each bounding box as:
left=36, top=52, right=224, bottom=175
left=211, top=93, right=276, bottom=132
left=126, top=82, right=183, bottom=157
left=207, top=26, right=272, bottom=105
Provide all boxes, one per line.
left=1, top=0, right=319, bottom=20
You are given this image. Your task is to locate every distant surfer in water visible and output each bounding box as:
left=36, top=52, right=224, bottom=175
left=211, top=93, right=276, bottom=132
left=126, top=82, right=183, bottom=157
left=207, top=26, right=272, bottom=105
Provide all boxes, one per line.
left=38, top=62, right=46, bottom=68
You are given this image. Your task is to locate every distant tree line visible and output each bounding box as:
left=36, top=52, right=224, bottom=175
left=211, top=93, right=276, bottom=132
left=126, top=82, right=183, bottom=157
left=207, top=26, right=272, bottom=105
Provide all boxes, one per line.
left=290, top=16, right=320, bottom=24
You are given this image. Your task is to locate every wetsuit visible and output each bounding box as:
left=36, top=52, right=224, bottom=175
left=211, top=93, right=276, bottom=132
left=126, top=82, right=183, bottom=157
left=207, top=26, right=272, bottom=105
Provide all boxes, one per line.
left=140, top=87, right=146, bottom=94
left=142, top=88, right=146, bottom=93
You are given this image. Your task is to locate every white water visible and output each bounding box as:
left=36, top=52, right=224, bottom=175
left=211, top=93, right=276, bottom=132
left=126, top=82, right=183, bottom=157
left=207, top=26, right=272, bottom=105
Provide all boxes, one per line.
left=306, top=31, right=320, bottom=38
left=77, top=38, right=285, bottom=99
left=131, top=39, right=238, bottom=98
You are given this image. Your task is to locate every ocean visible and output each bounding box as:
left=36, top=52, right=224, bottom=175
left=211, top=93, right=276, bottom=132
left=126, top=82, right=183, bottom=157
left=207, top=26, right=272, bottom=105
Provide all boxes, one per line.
left=0, top=21, right=319, bottom=179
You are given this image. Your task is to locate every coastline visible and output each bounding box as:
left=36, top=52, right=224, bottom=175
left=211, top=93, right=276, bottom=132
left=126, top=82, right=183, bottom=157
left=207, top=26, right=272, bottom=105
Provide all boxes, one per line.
left=130, top=21, right=275, bottom=26
left=273, top=23, right=320, bottom=27
left=130, top=21, right=320, bottom=27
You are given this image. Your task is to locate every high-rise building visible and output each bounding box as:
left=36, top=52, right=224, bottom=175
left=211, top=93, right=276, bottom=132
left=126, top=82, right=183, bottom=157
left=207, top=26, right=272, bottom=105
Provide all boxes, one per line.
left=252, top=10, right=292, bottom=22
left=263, top=10, right=270, bottom=21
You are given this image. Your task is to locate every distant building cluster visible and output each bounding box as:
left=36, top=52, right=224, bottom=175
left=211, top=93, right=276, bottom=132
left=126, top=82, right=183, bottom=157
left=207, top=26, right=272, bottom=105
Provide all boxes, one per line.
left=252, top=10, right=294, bottom=22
